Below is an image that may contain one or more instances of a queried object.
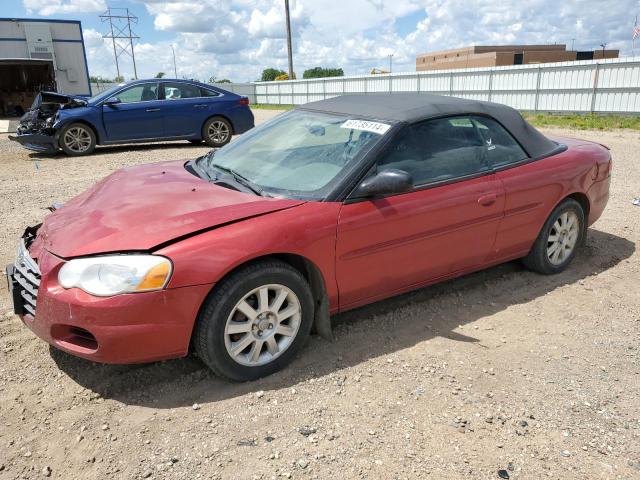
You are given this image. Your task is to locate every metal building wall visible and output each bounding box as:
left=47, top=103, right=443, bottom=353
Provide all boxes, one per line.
left=254, top=57, right=640, bottom=113
left=0, top=19, right=91, bottom=96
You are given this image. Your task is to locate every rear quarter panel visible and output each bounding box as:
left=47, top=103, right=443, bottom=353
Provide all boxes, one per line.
left=493, top=136, right=609, bottom=259
left=155, top=202, right=341, bottom=312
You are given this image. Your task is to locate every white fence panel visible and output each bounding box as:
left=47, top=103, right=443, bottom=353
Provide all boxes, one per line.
left=251, top=57, right=640, bottom=113
left=417, top=72, right=449, bottom=93
left=392, top=75, right=419, bottom=92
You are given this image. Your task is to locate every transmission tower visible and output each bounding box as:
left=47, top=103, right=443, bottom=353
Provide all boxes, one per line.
left=100, top=7, right=139, bottom=79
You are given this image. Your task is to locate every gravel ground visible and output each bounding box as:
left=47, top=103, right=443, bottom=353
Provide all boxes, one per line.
left=0, top=114, right=638, bottom=480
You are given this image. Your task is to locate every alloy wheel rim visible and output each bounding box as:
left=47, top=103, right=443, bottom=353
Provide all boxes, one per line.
left=547, top=211, right=579, bottom=265
left=208, top=121, right=229, bottom=144
left=224, top=284, right=301, bottom=367
left=64, top=127, right=92, bottom=152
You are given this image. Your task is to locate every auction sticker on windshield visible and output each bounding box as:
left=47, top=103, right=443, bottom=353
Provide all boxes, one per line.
left=341, top=119, right=391, bottom=135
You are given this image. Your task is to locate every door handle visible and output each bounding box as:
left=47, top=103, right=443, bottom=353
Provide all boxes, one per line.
left=477, top=193, right=497, bottom=206
left=145, top=108, right=160, bottom=112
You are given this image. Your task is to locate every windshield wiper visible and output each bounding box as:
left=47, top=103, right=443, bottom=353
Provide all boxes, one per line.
left=209, top=163, right=265, bottom=197
left=190, top=156, right=216, bottom=182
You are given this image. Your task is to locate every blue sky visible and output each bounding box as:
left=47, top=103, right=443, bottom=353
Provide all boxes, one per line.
left=4, top=0, right=639, bottom=82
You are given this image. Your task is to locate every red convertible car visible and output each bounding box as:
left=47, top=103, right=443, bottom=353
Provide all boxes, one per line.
left=6, top=94, right=611, bottom=381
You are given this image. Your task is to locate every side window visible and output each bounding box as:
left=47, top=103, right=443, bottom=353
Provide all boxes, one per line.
left=376, top=116, right=490, bottom=186
left=200, top=87, right=220, bottom=97
left=114, top=83, right=159, bottom=103
left=163, top=82, right=202, bottom=100
left=471, top=116, right=528, bottom=168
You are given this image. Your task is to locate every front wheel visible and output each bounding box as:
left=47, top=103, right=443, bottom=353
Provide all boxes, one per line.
left=202, top=117, right=232, bottom=148
left=194, top=260, right=314, bottom=381
left=523, top=198, right=585, bottom=274
left=59, top=123, right=96, bottom=156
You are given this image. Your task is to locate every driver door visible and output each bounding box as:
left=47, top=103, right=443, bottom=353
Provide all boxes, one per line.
left=102, top=82, right=164, bottom=141
left=335, top=116, right=505, bottom=310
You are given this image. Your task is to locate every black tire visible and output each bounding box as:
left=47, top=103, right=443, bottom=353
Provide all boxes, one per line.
left=522, top=198, right=585, bottom=274
left=59, top=122, right=96, bottom=156
left=202, top=116, right=232, bottom=148
left=194, top=260, right=314, bottom=381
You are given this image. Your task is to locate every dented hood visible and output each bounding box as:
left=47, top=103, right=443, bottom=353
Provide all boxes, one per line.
left=31, top=160, right=304, bottom=258
left=31, top=91, right=87, bottom=109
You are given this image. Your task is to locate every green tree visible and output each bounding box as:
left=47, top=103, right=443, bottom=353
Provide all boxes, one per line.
left=260, top=68, right=286, bottom=82
left=89, top=75, right=111, bottom=83
left=113, top=75, right=125, bottom=83
left=154, top=72, right=166, bottom=78
left=302, top=67, right=344, bottom=79
left=208, top=76, right=232, bottom=84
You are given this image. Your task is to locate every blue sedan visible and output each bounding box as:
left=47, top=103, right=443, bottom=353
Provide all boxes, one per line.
left=9, top=79, right=255, bottom=156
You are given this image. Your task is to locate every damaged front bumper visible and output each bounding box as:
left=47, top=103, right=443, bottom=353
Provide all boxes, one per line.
left=9, top=131, right=59, bottom=154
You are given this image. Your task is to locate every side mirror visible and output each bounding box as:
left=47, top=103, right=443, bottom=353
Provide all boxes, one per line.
left=104, top=96, right=121, bottom=106
left=353, top=169, right=413, bottom=198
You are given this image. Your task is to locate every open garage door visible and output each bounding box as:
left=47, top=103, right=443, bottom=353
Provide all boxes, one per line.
left=0, top=59, right=55, bottom=117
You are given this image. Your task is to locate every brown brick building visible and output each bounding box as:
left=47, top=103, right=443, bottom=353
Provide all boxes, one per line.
left=416, top=44, right=619, bottom=71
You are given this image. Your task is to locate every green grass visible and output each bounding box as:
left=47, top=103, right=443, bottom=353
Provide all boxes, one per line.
left=523, top=113, right=640, bottom=131
left=251, top=104, right=295, bottom=110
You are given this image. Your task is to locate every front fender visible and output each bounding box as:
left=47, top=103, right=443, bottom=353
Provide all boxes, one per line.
left=53, top=107, right=103, bottom=143
left=155, top=202, right=341, bottom=314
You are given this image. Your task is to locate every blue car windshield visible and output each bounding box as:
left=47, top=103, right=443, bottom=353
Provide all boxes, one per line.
left=88, top=83, right=126, bottom=104
left=198, top=110, right=391, bottom=200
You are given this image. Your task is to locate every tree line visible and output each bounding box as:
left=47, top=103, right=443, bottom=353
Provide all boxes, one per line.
left=89, top=66, right=344, bottom=85
left=260, top=66, right=344, bottom=82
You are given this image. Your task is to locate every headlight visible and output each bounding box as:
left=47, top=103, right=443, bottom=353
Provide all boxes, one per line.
left=58, top=255, right=172, bottom=296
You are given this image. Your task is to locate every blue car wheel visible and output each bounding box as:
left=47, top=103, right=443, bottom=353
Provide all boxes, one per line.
left=60, top=123, right=96, bottom=156
left=203, top=117, right=232, bottom=148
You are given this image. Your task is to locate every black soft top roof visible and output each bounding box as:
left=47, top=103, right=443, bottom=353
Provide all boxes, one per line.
left=300, top=93, right=558, bottom=159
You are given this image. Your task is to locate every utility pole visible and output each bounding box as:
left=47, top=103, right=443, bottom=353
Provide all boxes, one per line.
left=600, top=42, right=607, bottom=57
left=284, top=0, right=294, bottom=79
left=570, top=38, right=575, bottom=51
left=171, top=44, right=177, bottom=78
left=100, top=7, right=140, bottom=79
left=388, top=53, right=394, bottom=73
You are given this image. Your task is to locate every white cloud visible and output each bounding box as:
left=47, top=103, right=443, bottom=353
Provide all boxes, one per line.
left=23, top=0, right=106, bottom=16
left=80, top=0, right=640, bottom=83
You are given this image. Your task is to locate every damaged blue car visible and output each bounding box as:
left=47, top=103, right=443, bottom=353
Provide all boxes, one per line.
left=9, top=79, right=254, bottom=156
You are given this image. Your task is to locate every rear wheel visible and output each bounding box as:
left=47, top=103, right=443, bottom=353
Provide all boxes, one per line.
left=523, top=198, right=585, bottom=274
left=59, top=123, right=96, bottom=156
left=194, top=260, right=314, bottom=381
left=202, top=117, right=232, bottom=148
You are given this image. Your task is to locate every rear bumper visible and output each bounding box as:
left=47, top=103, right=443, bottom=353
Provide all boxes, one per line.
left=9, top=132, right=59, bottom=154
left=8, top=248, right=213, bottom=364
left=231, top=106, right=255, bottom=134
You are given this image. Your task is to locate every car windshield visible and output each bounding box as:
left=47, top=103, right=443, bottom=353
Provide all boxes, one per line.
left=197, top=110, right=390, bottom=200
left=88, top=83, right=126, bottom=104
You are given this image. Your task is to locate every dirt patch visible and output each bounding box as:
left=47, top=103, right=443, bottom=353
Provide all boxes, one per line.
left=0, top=121, right=638, bottom=479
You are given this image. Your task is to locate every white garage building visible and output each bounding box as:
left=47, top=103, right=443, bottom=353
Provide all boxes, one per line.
left=0, top=18, right=91, bottom=117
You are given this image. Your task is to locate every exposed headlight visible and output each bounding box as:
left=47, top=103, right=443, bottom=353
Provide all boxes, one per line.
left=58, top=255, right=172, bottom=296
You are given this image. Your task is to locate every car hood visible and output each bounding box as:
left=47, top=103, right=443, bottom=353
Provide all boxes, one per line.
left=31, top=160, right=304, bottom=258
left=31, top=91, right=87, bottom=109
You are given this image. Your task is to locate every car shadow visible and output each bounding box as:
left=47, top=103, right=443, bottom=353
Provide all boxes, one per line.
left=50, top=228, right=635, bottom=408
left=25, top=141, right=211, bottom=160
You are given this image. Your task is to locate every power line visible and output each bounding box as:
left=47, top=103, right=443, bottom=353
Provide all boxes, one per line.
left=100, top=7, right=140, bottom=79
